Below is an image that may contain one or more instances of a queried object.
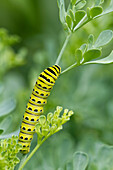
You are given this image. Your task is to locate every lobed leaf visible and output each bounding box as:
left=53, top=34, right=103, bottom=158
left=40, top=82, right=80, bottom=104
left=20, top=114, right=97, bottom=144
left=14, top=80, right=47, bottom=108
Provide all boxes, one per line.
left=71, top=0, right=77, bottom=6
left=84, top=50, right=113, bottom=65
left=73, top=152, right=89, bottom=170
left=0, top=116, right=12, bottom=135
left=75, top=10, right=86, bottom=25
left=66, top=15, right=73, bottom=30
left=83, top=49, right=101, bottom=63
left=0, top=98, right=16, bottom=117
left=75, top=49, right=83, bottom=64
left=89, top=6, right=103, bottom=18
left=95, top=0, right=104, bottom=6
left=0, top=130, right=19, bottom=139
left=95, top=0, right=113, bottom=18
left=57, top=0, right=66, bottom=24
left=65, top=161, right=73, bottom=170
left=94, top=30, right=113, bottom=48
left=80, top=44, right=87, bottom=54
left=87, top=34, right=94, bottom=50
left=69, top=9, right=75, bottom=22
left=75, top=0, right=86, bottom=10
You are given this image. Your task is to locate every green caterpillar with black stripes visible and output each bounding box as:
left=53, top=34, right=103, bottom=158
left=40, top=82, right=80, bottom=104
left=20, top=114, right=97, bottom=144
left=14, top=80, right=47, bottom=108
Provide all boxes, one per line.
left=18, top=65, right=61, bottom=154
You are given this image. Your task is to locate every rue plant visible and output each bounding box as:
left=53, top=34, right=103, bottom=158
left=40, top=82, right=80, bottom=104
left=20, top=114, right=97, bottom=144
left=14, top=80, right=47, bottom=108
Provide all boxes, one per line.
left=0, top=0, right=113, bottom=169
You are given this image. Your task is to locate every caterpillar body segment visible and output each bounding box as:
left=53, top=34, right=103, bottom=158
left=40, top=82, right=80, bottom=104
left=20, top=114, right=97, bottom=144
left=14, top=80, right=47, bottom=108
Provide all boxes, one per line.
left=18, top=65, right=61, bottom=154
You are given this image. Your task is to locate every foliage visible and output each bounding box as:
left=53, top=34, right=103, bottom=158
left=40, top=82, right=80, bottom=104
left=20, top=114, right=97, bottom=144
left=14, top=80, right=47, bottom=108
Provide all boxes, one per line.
left=0, top=0, right=113, bottom=169
left=0, top=135, right=22, bottom=170
left=19, top=106, right=74, bottom=169
left=57, top=0, right=113, bottom=33
left=36, top=106, right=73, bottom=143
left=75, top=30, right=113, bottom=64
left=0, top=28, right=27, bottom=79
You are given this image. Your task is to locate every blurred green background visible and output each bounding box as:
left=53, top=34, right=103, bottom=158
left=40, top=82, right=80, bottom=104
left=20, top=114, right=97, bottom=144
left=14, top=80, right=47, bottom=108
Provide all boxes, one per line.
left=0, top=0, right=113, bottom=169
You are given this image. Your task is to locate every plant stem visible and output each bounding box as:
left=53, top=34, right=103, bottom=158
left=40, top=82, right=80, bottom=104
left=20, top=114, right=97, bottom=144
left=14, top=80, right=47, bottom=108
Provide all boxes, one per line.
left=55, top=14, right=87, bottom=66
left=18, top=144, right=40, bottom=170
left=18, top=134, right=51, bottom=170
left=55, top=34, right=71, bottom=65
left=18, top=154, right=27, bottom=170
left=61, top=62, right=78, bottom=74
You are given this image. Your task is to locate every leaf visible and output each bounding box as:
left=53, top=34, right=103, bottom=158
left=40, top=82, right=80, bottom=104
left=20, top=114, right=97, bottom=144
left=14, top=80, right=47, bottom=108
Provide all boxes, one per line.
left=66, top=15, right=72, bottom=30
left=71, top=0, right=77, bottom=6
left=57, top=0, right=66, bottom=24
left=80, top=44, right=87, bottom=54
left=0, top=98, right=16, bottom=117
left=86, top=7, right=91, bottom=19
left=65, top=161, right=73, bottom=170
left=75, top=10, right=86, bottom=25
left=83, top=49, right=101, bottom=63
left=95, top=0, right=104, bottom=6
left=73, top=152, right=89, bottom=170
left=96, top=0, right=113, bottom=17
left=75, top=0, right=86, bottom=10
left=84, top=50, right=113, bottom=65
left=0, top=116, right=12, bottom=134
left=88, top=144, right=113, bottom=170
left=69, top=9, right=75, bottom=22
left=0, top=129, right=19, bottom=139
left=75, top=49, right=83, bottom=64
left=94, top=30, right=113, bottom=48
left=63, top=23, right=69, bottom=32
left=87, top=34, right=94, bottom=50
left=89, top=6, right=103, bottom=18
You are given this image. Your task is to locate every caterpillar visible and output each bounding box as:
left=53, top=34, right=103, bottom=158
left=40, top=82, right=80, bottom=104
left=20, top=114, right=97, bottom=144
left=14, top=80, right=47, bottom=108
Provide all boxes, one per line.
left=18, top=65, right=61, bottom=154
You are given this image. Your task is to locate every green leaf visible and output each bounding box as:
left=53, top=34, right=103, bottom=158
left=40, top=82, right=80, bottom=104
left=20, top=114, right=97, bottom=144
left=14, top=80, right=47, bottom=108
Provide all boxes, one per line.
left=94, top=30, right=113, bottom=48
left=66, top=15, right=72, bottom=30
left=63, top=23, right=69, bottom=32
left=87, top=34, right=94, bottom=50
left=0, top=116, right=12, bottom=134
left=0, top=98, right=16, bottom=117
left=73, top=152, right=89, bottom=170
left=57, top=0, right=66, bottom=24
left=75, top=10, right=86, bottom=25
left=71, top=0, right=77, bottom=6
left=75, top=49, right=83, bottom=64
left=80, top=43, right=87, bottom=54
left=65, top=161, right=73, bottom=170
left=89, top=6, right=103, bottom=18
left=83, top=49, right=101, bottom=63
left=0, top=129, right=19, bottom=139
left=84, top=50, right=113, bottom=65
left=96, top=0, right=113, bottom=17
left=69, top=9, right=75, bottom=22
left=75, top=0, right=86, bottom=10
left=95, top=0, right=104, bottom=6
left=86, top=7, right=91, bottom=20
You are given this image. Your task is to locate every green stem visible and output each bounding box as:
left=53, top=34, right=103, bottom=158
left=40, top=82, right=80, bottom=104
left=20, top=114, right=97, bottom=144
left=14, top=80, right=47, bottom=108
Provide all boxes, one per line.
left=18, top=134, right=51, bottom=170
left=61, top=62, right=78, bottom=74
left=55, top=34, right=71, bottom=65
left=18, top=144, right=40, bottom=170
